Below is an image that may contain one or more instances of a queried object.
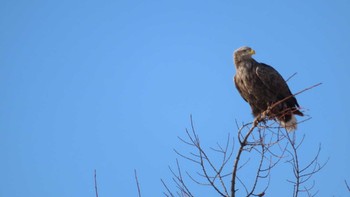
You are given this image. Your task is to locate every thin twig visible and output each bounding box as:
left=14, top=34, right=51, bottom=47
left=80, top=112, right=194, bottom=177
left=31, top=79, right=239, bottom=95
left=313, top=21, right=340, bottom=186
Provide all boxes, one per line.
left=247, top=135, right=266, bottom=196
left=94, top=169, right=99, bottom=197
left=161, top=179, right=175, bottom=197
left=286, top=72, right=298, bottom=82
left=134, top=169, right=142, bottom=197
left=167, top=159, right=194, bottom=197
left=345, top=180, right=350, bottom=192
left=285, top=131, right=300, bottom=197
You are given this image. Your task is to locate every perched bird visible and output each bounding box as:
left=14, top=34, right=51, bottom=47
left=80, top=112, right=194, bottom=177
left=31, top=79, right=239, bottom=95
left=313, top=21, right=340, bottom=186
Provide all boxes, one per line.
left=233, top=46, right=303, bottom=131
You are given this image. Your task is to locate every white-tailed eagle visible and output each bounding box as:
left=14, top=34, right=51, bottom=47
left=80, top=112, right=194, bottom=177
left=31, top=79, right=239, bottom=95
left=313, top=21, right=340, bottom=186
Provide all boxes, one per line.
left=233, top=46, right=303, bottom=131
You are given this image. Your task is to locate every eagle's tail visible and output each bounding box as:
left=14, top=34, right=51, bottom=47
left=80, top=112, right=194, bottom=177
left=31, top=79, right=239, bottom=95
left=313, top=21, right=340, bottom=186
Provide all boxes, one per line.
left=279, top=114, right=297, bottom=132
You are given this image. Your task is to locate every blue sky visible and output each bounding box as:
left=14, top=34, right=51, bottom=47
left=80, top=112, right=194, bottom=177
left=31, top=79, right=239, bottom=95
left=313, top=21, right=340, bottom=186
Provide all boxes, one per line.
left=1, top=0, right=349, bottom=196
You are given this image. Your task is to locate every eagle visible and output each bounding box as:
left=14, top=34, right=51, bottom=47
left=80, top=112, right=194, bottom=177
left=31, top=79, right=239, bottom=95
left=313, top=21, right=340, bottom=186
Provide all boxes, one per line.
left=233, top=46, right=303, bottom=131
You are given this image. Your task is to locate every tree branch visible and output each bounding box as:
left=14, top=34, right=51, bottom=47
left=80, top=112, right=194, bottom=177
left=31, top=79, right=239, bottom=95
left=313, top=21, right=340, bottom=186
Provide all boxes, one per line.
left=231, top=120, right=258, bottom=196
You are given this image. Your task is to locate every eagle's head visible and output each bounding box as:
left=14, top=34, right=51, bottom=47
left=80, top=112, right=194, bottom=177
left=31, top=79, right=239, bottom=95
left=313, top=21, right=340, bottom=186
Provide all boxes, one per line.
left=233, top=46, right=255, bottom=63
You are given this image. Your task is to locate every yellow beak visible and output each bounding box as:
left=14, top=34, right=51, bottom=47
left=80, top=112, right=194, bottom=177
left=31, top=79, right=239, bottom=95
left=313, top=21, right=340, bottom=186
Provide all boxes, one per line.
left=250, top=49, right=256, bottom=55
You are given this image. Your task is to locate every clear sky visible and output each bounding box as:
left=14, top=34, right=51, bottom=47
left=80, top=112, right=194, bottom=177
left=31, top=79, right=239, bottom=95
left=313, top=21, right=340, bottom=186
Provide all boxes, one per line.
left=1, top=0, right=350, bottom=196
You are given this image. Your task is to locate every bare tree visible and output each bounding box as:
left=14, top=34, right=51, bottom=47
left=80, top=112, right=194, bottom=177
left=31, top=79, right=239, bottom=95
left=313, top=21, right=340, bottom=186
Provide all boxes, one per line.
left=162, top=84, right=326, bottom=197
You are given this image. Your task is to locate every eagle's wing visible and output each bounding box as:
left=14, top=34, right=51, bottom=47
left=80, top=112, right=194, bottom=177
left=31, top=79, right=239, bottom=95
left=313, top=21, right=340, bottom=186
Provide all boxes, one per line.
left=234, top=75, right=248, bottom=103
left=255, top=63, right=299, bottom=107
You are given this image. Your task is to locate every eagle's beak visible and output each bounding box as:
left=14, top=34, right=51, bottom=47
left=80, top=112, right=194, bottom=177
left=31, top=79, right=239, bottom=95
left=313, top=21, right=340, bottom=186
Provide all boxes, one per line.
left=250, top=49, right=256, bottom=55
